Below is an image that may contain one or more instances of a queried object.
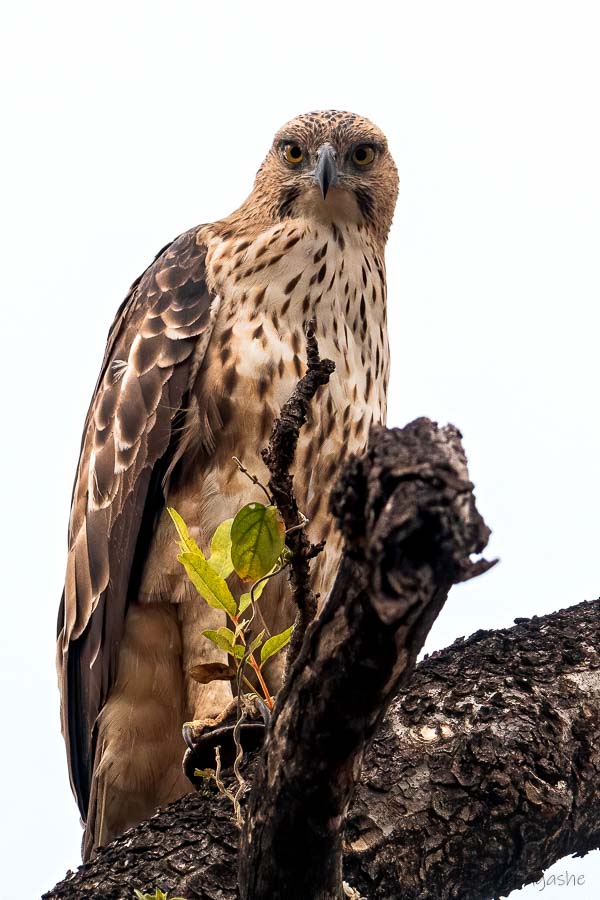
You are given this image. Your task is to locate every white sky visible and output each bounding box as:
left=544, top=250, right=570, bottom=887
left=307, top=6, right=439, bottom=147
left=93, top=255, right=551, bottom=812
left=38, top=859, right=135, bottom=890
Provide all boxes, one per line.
left=1, top=2, right=598, bottom=898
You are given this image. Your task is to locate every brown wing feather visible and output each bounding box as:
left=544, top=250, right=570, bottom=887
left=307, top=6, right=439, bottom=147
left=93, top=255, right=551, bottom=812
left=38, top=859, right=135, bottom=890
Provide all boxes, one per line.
left=57, top=227, right=219, bottom=820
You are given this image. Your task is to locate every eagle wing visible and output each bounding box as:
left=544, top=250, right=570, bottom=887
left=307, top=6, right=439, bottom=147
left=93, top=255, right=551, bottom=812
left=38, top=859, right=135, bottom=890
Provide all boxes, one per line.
left=57, top=226, right=218, bottom=821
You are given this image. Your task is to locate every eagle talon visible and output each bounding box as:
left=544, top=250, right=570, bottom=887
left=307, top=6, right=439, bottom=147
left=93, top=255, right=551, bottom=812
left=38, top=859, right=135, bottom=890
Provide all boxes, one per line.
left=182, top=722, right=196, bottom=752
left=181, top=697, right=269, bottom=788
left=254, top=696, right=272, bottom=726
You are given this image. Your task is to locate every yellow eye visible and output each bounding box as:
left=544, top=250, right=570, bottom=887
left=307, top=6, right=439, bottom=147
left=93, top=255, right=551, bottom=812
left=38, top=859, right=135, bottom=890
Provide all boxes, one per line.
left=284, top=144, right=304, bottom=164
left=352, top=145, right=375, bottom=167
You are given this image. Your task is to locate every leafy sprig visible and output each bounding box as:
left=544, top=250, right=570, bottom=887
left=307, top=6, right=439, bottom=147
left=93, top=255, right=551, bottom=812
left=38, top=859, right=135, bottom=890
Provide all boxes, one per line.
left=169, top=500, right=294, bottom=710
left=134, top=889, right=186, bottom=900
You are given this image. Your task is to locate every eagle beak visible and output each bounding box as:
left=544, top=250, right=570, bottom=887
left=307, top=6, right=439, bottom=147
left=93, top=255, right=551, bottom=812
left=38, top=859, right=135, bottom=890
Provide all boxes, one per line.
left=313, top=143, right=338, bottom=199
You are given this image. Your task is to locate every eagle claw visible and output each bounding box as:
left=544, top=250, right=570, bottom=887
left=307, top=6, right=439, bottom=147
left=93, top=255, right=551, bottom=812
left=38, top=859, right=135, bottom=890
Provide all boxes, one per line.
left=182, top=695, right=269, bottom=787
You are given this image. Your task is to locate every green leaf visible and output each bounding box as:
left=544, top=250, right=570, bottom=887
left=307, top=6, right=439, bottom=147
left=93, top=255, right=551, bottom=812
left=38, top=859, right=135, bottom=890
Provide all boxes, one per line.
left=207, top=518, right=234, bottom=579
left=238, top=593, right=253, bottom=616
left=202, top=627, right=245, bottom=660
left=260, top=624, right=295, bottom=667
left=231, top=503, right=285, bottom=582
left=202, top=627, right=236, bottom=655
left=133, top=891, right=170, bottom=900
left=179, top=552, right=237, bottom=618
left=248, top=629, right=266, bottom=656
left=134, top=886, right=185, bottom=900
left=167, top=507, right=201, bottom=554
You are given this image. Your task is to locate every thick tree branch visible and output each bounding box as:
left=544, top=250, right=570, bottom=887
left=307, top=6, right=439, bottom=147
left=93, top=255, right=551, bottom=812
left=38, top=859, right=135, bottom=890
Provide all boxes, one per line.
left=45, top=600, right=600, bottom=900
left=239, top=419, right=493, bottom=899
left=343, top=598, right=600, bottom=899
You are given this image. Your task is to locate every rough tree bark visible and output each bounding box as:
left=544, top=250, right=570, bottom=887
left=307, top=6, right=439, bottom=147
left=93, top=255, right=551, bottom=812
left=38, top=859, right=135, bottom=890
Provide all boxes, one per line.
left=238, top=419, right=494, bottom=899
left=44, top=600, right=600, bottom=900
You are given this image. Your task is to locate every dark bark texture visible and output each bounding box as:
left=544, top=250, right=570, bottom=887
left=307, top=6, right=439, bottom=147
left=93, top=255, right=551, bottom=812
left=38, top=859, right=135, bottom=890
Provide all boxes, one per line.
left=44, top=418, right=600, bottom=900
left=239, top=419, right=493, bottom=899
left=44, top=600, right=600, bottom=900
left=261, top=319, right=335, bottom=669
left=344, top=598, right=600, bottom=899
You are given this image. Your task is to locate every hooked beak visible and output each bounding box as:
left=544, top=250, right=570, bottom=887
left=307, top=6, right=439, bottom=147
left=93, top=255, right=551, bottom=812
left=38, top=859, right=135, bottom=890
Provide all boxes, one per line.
left=313, top=143, right=338, bottom=199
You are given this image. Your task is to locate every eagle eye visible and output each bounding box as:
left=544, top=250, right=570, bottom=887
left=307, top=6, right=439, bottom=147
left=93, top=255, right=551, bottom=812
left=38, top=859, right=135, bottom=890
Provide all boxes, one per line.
left=352, top=145, right=376, bottom=167
left=283, top=144, right=304, bottom=165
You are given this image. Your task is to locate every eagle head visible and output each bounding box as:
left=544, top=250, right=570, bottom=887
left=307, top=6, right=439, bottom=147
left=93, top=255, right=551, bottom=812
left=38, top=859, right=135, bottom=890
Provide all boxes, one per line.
left=252, top=110, right=399, bottom=243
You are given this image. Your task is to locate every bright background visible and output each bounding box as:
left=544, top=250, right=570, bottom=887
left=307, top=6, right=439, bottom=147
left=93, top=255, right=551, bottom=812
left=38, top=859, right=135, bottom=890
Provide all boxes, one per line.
left=1, top=2, right=598, bottom=898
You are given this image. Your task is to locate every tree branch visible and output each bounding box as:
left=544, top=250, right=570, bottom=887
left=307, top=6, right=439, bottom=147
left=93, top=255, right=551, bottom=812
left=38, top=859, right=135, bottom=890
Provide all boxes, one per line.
left=261, top=319, right=335, bottom=667
left=343, top=598, right=600, bottom=899
left=44, top=600, right=600, bottom=900
left=239, top=419, right=493, bottom=899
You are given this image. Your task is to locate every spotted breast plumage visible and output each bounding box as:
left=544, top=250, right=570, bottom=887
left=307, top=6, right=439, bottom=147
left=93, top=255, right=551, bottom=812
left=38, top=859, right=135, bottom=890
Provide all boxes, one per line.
left=57, top=110, right=399, bottom=858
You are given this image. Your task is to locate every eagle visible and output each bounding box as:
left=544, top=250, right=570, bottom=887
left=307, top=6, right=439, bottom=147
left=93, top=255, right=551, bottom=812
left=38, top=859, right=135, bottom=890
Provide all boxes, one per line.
left=57, top=110, right=399, bottom=859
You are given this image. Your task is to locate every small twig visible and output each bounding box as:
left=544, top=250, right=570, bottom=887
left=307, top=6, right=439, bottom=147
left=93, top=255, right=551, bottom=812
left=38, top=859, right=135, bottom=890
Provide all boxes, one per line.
left=197, top=746, right=240, bottom=822
left=247, top=562, right=288, bottom=638
left=227, top=560, right=291, bottom=826
left=232, top=456, right=273, bottom=505
left=231, top=698, right=249, bottom=827
left=232, top=563, right=288, bottom=706
left=285, top=511, right=309, bottom=535
left=306, top=540, right=325, bottom=560
left=261, top=320, right=335, bottom=669
left=212, top=747, right=230, bottom=798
